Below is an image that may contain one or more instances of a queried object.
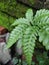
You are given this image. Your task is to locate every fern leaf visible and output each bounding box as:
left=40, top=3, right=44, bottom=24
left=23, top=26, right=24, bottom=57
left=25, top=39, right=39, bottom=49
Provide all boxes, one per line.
left=6, top=25, right=26, bottom=49
left=26, top=9, right=33, bottom=22
left=39, top=28, right=49, bottom=50
left=22, top=27, right=36, bottom=65
left=43, top=34, right=49, bottom=50
left=34, top=9, right=49, bottom=25
left=38, top=29, right=45, bottom=42
left=12, top=18, right=30, bottom=26
left=35, top=9, right=49, bottom=50
left=43, top=28, right=49, bottom=50
left=6, top=9, right=49, bottom=65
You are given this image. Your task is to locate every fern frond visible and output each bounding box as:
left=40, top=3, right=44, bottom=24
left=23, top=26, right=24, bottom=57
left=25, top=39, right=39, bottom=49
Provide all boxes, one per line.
left=6, top=9, right=49, bottom=65
left=6, top=24, right=28, bottom=48
left=22, top=26, right=37, bottom=65
left=34, top=9, right=49, bottom=25
left=12, top=18, right=30, bottom=26
left=38, top=27, right=49, bottom=50
left=38, top=29, right=45, bottom=42
left=25, top=9, right=33, bottom=23
left=35, top=9, right=49, bottom=50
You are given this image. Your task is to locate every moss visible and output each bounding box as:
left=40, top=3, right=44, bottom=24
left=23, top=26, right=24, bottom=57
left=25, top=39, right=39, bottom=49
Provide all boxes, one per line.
left=28, top=0, right=35, bottom=5
left=0, top=0, right=29, bottom=18
left=0, top=11, right=15, bottom=31
left=0, top=0, right=30, bottom=31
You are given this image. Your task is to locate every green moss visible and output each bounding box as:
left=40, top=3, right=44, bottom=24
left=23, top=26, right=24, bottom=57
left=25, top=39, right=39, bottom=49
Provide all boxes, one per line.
left=0, top=0, right=30, bottom=31
left=0, top=11, right=15, bottom=31
left=0, top=0, right=29, bottom=18
left=28, top=0, right=35, bottom=5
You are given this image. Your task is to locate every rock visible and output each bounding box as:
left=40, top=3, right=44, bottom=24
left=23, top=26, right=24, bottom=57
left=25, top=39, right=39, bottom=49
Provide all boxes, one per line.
left=18, top=0, right=44, bottom=9
left=44, top=0, right=49, bottom=9
left=0, top=26, right=8, bottom=35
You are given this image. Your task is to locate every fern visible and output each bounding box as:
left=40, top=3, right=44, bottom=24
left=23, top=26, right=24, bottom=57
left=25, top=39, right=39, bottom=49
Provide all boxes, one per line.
left=34, top=9, right=49, bottom=50
left=22, top=26, right=37, bottom=65
left=6, top=9, right=49, bottom=65
left=6, top=24, right=28, bottom=48
left=12, top=18, right=30, bottom=26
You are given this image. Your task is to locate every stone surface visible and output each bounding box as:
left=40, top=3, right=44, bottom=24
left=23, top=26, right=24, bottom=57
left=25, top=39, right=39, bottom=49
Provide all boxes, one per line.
left=44, top=0, right=49, bottom=9
left=18, top=0, right=44, bottom=9
left=18, top=0, right=49, bottom=9
left=0, top=26, right=8, bottom=35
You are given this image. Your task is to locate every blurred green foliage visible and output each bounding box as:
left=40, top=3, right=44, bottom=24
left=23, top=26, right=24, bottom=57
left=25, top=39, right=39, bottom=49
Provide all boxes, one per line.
left=0, top=0, right=29, bottom=31
left=28, top=0, right=35, bottom=5
left=0, top=0, right=29, bottom=18
left=0, top=11, right=15, bottom=31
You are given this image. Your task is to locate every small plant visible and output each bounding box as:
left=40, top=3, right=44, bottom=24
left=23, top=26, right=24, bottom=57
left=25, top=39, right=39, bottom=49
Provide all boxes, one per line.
left=6, top=9, right=49, bottom=65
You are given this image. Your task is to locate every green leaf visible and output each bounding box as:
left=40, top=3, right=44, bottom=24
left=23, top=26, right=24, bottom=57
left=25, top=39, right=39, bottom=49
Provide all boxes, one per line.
left=6, top=25, right=24, bottom=48
left=26, top=9, right=33, bottom=22
left=22, top=27, right=36, bottom=65
left=12, top=18, right=30, bottom=26
left=39, top=29, right=49, bottom=50
left=17, top=39, right=22, bottom=49
left=34, top=9, right=49, bottom=25
left=38, top=30, right=45, bottom=42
